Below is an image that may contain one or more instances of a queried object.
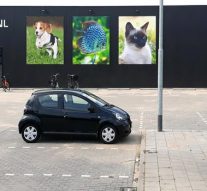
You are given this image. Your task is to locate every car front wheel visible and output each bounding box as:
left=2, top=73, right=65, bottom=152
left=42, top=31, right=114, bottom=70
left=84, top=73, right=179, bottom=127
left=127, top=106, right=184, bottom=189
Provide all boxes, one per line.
left=22, top=125, right=40, bottom=143
left=99, top=125, right=118, bottom=144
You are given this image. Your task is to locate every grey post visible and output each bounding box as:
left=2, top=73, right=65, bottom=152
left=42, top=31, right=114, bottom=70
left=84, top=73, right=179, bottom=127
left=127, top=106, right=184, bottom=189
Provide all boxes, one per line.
left=158, top=0, right=164, bottom=132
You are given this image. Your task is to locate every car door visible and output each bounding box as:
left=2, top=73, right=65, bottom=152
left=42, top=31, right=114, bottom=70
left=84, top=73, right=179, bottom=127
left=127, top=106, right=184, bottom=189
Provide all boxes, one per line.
left=62, top=93, right=100, bottom=133
left=37, top=93, right=65, bottom=132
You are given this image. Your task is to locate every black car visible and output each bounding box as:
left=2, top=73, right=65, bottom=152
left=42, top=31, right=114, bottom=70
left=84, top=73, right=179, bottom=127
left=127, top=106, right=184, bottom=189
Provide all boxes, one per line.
left=18, top=89, right=132, bottom=144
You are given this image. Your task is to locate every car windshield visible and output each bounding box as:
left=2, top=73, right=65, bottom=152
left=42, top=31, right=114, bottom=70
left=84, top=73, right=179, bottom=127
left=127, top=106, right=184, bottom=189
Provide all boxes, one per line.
left=82, top=91, right=109, bottom=107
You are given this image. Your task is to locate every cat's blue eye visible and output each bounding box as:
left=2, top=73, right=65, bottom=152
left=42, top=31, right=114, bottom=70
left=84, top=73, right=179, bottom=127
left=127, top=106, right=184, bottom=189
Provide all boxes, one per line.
left=134, top=36, right=138, bottom=40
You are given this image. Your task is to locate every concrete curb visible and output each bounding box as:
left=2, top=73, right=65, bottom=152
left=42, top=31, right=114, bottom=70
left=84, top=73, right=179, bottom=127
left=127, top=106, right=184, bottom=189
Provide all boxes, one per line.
left=137, top=129, right=146, bottom=191
left=132, top=133, right=141, bottom=189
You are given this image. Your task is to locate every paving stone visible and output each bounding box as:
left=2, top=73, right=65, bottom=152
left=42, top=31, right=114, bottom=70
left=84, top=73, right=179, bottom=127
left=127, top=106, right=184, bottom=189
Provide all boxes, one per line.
left=0, top=89, right=144, bottom=191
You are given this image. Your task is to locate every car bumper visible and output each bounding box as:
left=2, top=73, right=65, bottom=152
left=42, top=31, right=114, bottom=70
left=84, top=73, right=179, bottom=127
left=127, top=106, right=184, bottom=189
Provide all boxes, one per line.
left=115, top=119, right=132, bottom=137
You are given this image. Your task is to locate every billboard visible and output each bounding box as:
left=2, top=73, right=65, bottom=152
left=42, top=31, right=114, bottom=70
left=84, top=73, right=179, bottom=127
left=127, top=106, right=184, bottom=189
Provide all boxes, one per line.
left=73, top=16, right=110, bottom=65
left=26, top=16, right=64, bottom=64
left=119, top=16, right=156, bottom=64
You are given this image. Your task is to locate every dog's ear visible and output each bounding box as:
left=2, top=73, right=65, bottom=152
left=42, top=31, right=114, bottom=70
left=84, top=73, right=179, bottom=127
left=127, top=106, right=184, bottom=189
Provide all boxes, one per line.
left=45, top=23, right=52, bottom=33
left=141, top=22, right=149, bottom=32
left=33, top=22, right=37, bottom=29
left=125, top=22, right=134, bottom=37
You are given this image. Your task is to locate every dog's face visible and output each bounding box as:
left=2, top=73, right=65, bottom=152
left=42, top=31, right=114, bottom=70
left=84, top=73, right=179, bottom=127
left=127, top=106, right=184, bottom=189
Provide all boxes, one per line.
left=34, top=21, right=52, bottom=37
left=125, top=22, right=149, bottom=49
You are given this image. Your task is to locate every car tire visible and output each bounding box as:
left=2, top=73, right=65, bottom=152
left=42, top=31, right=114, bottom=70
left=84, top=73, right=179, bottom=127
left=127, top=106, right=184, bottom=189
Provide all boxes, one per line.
left=22, top=124, right=40, bottom=143
left=99, top=125, right=118, bottom=144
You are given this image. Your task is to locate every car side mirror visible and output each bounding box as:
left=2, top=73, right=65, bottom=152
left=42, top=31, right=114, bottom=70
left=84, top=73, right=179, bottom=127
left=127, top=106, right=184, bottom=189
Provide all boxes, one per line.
left=88, top=106, right=95, bottom=113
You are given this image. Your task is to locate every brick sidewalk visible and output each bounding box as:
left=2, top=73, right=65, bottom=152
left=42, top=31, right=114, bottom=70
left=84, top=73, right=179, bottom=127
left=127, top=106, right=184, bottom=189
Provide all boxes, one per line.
left=138, top=130, right=207, bottom=191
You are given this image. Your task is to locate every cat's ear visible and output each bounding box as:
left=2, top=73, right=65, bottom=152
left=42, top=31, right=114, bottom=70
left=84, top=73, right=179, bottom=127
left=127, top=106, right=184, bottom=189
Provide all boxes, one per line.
left=126, top=22, right=134, bottom=31
left=125, top=22, right=134, bottom=37
left=141, top=22, right=149, bottom=32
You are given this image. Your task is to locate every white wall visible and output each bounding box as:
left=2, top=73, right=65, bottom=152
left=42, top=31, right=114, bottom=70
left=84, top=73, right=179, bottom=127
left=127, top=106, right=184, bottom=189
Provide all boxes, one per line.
left=0, top=0, right=207, bottom=6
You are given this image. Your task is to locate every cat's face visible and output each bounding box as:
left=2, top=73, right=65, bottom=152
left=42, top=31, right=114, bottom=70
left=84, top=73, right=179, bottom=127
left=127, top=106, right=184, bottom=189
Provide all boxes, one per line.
left=125, top=22, right=149, bottom=49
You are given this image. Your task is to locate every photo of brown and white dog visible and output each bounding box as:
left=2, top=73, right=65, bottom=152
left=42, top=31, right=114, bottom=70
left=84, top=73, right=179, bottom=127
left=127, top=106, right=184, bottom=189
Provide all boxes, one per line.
left=34, top=21, right=59, bottom=59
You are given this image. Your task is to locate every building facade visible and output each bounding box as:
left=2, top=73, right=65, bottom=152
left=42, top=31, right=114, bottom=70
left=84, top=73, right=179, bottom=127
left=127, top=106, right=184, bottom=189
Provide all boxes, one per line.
left=0, top=6, right=206, bottom=87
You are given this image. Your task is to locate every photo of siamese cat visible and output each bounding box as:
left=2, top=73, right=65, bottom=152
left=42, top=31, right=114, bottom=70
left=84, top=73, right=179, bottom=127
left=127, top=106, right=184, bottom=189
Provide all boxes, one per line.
left=119, top=17, right=156, bottom=65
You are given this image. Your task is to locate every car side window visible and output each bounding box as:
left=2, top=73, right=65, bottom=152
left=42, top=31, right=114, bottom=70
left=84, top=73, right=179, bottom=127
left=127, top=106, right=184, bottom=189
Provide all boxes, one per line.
left=38, top=94, right=58, bottom=108
left=64, top=94, right=90, bottom=112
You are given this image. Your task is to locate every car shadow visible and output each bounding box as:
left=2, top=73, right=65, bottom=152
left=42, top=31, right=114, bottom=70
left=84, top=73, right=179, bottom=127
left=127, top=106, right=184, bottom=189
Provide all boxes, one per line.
left=40, top=134, right=98, bottom=144
left=39, top=133, right=141, bottom=145
left=118, top=134, right=141, bottom=145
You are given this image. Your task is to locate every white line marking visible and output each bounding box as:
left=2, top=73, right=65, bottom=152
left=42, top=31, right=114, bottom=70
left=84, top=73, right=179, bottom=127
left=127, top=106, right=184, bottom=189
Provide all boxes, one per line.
left=96, top=147, right=104, bottom=150
left=126, top=148, right=135, bottom=151
left=196, top=112, right=207, bottom=125
left=81, top=175, right=91, bottom=178
left=43, top=174, right=52, bottom=176
left=119, top=176, right=129, bottom=178
left=196, top=112, right=202, bottom=116
left=100, top=175, right=109, bottom=178
left=51, top=147, right=59, bottom=149
left=67, top=147, right=74, bottom=149
left=24, top=174, right=33, bottom=176
left=9, top=129, right=17, bottom=132
left=62, top=174, right=71, bottom=177
left=139, top=112, right=144, bottom=129
left=111, top=148, right=118, bottom=150
left=5, top=173, right=14, bottom=176
left=22, top=147, right=30, bottom=149
left=138, top=107, right=144, bottom=110
left=81, top=147, right=89, bottom=150
left=8, top=147, right=16, bottom=149
left=37, top=147, right=45, bottom=149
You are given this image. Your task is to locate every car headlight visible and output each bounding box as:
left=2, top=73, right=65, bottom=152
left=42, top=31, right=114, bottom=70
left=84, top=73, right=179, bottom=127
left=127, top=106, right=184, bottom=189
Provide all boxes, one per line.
left=115, top=113, right=124, bottom=120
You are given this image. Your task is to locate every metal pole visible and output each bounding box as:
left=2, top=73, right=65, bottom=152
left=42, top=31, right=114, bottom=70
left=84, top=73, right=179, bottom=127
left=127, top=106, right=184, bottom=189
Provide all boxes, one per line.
left=158, top=0, right=163, bottom=132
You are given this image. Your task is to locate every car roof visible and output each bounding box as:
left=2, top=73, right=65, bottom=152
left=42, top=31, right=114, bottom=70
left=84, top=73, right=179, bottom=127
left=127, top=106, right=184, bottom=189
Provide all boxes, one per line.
left=32, top=88, right=89, bottom=96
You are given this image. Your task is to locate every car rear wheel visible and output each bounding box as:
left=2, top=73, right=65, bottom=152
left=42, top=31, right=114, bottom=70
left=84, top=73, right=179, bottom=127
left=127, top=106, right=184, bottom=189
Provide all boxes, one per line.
left=22, top=125, right=40, bottom=143
left=99, top=125, right=118, bottom=144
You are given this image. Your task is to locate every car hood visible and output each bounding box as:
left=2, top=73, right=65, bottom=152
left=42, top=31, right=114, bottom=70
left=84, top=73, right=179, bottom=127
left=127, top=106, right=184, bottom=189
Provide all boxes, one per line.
left=105, top=105, right=129, bottom=118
